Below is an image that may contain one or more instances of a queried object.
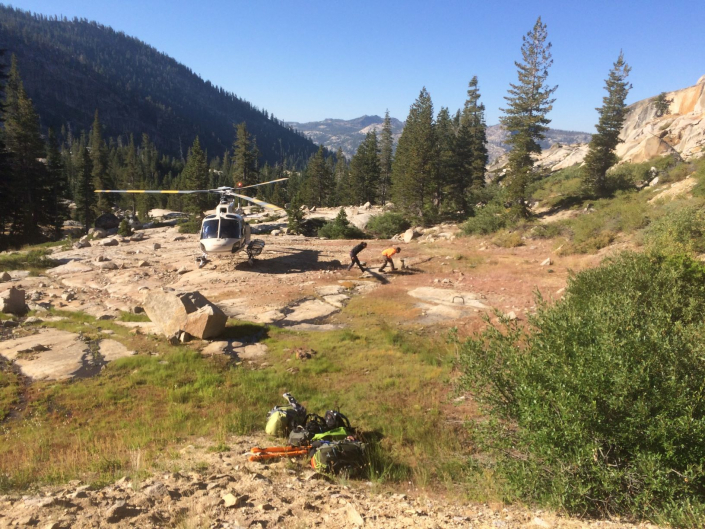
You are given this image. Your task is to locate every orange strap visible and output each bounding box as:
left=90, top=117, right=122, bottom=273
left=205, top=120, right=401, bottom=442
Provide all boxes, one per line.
left=248, top=449, right=309, bottom=462
left=250, top=445, right=310, bottom=454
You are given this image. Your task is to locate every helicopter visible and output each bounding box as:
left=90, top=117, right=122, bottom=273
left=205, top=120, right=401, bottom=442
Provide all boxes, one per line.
left=95, top=178, right=288, bottom=266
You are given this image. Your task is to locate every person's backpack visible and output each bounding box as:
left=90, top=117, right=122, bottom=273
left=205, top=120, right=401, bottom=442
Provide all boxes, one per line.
left=324, top=410, right=351, bottom=430
left=265, top=394, right=307, bottom=438
left=309, top=440, right=367, bottom=475
left=287, top=413, right=332, bottom=446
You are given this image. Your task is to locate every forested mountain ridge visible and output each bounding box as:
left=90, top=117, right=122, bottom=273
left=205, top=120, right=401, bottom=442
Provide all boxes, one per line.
left=0, top=6, right=319, bottom=166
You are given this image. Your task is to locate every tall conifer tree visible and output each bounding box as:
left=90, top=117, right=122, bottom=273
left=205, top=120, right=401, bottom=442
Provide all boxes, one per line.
left=90, top=110, right=113, bottom=213
left=0, top=50, right=12, bottom=246
left=349, top=131, right=380, bottom=205
left=301, top=146, right=333, bottom=207
left=391, top=87, right=437, bottom=219
left=582, top=52, right=631, bottom=197
left=232, top=122, right=259, bottom=187
left=74, top=136, right=96, bottom=233
left=435, top=107, right=455, bottom=214
left=378, top=110, right=394, bottom=205
left=500, top=17, right=557, bottom=216
left=182, top=137, right=209, bottom=216
left=333, top=147, right=350, bottom=205
left=46, top=128, right=69, bottom=239
left=4, top=55, right=50, bottom=241
left=453, top=76, right=488, bottom=215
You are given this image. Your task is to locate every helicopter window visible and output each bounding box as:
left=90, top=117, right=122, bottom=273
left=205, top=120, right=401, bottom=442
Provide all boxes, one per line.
left=219, top=219, right=241, bottom=239
left=201, top=219, right=219, bottom=239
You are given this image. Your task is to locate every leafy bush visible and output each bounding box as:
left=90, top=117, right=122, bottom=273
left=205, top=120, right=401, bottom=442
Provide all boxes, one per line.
left=177, top=218, right=202, bottom=234
left=286, top=199, right=305, bottom=235
left=366, top=212, right=411, bottom=239
left=318, top=208, right=367, bottom=240
left=643, top=205, right=705, bottom=255
left=117, top=219, right=132, bottom=237
left=461, top=202, right=514, bottom=235
left=529, top=223, right=564, bottom=239
left=491, top=230, right=524, bottom=248
left=457, top=252, right=705, bottom=524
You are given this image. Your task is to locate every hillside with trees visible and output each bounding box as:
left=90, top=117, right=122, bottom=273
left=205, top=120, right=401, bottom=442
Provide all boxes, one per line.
left=0, top=6, right=319, bottom=166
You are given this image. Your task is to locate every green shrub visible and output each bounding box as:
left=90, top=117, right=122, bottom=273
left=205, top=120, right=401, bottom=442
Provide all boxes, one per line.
left=366, top=212, right=411, bottom=239
left=0, top=249, right=57, bottom=272
left=286, top=199, right=305, bottom=235
left=318, top=208, right=367, bottom=239
left=643, top=205, right=705, bottom=255
left=529, top=223, right=564, bottom=239
left=491, top=230, right=524, bottom=248
left=117, top=219, right=132, bottom=237
left=461, top=202, right=514, bottom=235
left=177, top=218, right=202, bottom=234
left=457, top=252, right=705, bottom=524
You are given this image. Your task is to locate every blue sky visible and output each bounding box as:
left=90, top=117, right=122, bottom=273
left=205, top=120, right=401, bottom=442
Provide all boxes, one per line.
left=7, top=0, right=705, bottom=132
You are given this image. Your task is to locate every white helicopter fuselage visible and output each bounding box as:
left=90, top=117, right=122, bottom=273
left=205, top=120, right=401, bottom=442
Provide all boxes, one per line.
left=199, top=201, right=251, bottom=255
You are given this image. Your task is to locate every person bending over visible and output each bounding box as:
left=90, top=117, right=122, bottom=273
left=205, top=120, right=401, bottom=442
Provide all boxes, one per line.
left=347, top=241, right=367, bottom=272
left=379, top=246, right=401, bottom=272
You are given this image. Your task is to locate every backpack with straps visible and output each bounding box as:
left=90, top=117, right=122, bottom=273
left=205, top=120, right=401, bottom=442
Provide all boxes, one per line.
left=309, top=439, right=367, bottom=475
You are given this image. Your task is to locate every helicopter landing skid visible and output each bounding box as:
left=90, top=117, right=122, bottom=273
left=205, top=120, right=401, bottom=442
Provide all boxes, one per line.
left=246, top=239, right=265, bottom=265
left=196, top=253, right=210, bottom=268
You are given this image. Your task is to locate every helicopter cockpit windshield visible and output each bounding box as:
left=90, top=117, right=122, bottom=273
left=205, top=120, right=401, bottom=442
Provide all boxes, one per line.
left=219, top=218, right=241, bottom=239
left=200, top=217, right=241, bottom=240
left=201, top=219, right=219, bottom=239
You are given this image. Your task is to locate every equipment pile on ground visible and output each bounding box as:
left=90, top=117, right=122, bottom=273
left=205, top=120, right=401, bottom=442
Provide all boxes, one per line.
left=250, top=393, right=367, bottom=476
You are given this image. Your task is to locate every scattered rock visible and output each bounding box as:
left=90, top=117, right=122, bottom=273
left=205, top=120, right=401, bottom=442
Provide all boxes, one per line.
left=0, top=271, right=12, bottom=282
left=105, top=500, right=140, bottom=523
left=176, top=267, right=189, bottom=275
left=172, top=235, right=185, bottom=241
left=100, top=238, right=119, bottom=247
left=61, top=292, right=76, bottom=302
left=0, top=286, right=27, bottom=315
left=505, top=311, right=518, bottom=321
left=130, top=233, right=145, bottom=242
left=138, top=260, right=150, bottom=267
left=89, top=227, right=108, bottom=239
left=270, top=229, right=281, bottom=236
left=73, top=240, right=91, bottom=249
left=402, top=228, right=417, bottom=243
left=141, top=481, right=169, bottom=498
left=222, top=492, right=244, bottom=508
left=96, top=261, right=119, bottom=270
left=153, top=243, right=161, bottom=251
left=346, top=504, right=365, bottom=526
left=540, top=257, right=553, bottom=266
left=24, top=316, right=43, bottom=324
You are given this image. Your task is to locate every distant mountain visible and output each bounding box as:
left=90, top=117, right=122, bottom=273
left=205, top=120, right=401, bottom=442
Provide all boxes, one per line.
left=287, top=115, right=404, bottom=159
left=486, top=125, right=592, bottom=162
left=0, top=6, right=320, bottom=166
left=289, top=114, right=590, bottom=162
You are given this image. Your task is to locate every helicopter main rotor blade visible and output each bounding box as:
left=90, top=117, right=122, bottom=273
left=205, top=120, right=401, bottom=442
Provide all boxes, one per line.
left=95, top=189, right=215, bottom=194
left=230, top=193, right=284, bottom=212
left=238, top=177, right=289, bottom=190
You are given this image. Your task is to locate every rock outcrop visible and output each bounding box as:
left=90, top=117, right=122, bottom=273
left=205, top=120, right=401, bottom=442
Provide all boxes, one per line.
left=0, top=286, right=26, bottom=314
left=142, top=290, right=227, bottom=340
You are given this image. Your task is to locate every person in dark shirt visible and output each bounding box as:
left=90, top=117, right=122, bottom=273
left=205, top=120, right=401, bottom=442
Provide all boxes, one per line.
left=347, top=242, right=367, bottom=272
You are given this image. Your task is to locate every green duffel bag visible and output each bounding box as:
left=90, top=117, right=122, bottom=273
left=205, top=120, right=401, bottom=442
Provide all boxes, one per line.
left=309, top=440, right=367, bottom=475
left=265, top=405, right=304, bottom=438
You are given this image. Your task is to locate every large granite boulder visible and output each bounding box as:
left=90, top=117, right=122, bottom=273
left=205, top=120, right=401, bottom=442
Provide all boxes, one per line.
left=95, top=213, right=120, bottom=230
left=142, top=290, right=227, bottom=340
left=0, top=286, right=27, bottom=315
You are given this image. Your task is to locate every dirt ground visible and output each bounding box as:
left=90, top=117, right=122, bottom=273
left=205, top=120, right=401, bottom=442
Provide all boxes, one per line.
left=1, top=219, right=632, bottom=528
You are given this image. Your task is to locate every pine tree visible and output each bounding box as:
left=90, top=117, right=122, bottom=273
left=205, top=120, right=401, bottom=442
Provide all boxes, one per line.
left=391, top=87, right=437, bottom=219
left=232, top=122, right=259, bottom=187
left=90, top=110, right=113, bottom=214
left=46, top=128, right=69, bottom=239
left=453, top=76, right=488, bottom=215
left=301, top=146, right=332, bottom=207
left=378, top=110, right=394, bottom=205
left=582, top=53, right=631, bottom=197
left=435, top=107, right=455, bottom=215
left=74, top=137, right=96, bottom=233
left=181, top=137, right=210, bottom=216
left=0, top=50, right=13, bottom=247
left=333, top=147, right=350, bottom=205
left=349, top=131, right=380, bottom=205
left=4, top=55, right=50, bottom=241
left=500, top=17, right=557, bottom=216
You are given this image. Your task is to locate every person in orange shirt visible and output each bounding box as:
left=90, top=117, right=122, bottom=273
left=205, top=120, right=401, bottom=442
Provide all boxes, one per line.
left=379, top=246, right=401, bottom=272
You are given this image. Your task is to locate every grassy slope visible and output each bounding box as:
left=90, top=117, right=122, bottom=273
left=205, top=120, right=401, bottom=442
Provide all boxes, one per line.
left=0, top=295, right=479, bottom=495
